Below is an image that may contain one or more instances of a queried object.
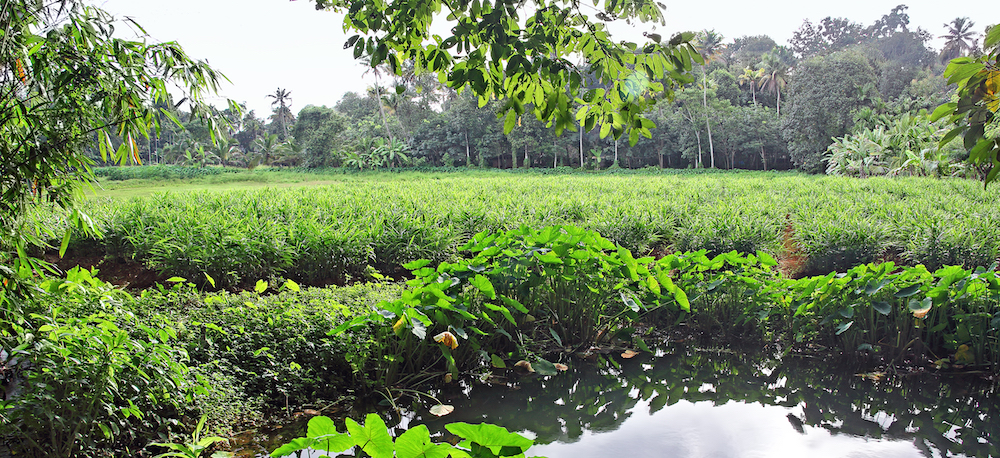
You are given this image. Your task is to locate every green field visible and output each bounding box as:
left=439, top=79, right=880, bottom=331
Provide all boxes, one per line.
left=53, top=168, right=1000, bottom=289
left=12, top=167, right=1000, bottom=456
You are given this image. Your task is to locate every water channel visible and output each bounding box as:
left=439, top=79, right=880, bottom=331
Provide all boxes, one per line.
left=251, top=344, right=998, bottom=458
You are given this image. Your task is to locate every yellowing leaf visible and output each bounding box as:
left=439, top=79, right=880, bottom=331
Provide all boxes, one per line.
left=553, top=363, right=569, bottom=371
left=983, top=69, right=999, bottom=113
left=955, top=344, right=975, bottom=365
left=393, top=317, right=406, bottom=335
left=429, top=404, right=455, bottom=416
left=621, top=350, right=639, bottom=359
left=433, top=331, right=459, bottom=349
left=909, top=298, right=931, bottom=319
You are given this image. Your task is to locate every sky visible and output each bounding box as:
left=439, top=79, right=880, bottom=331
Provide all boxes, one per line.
left=96, top=0, right=987, bottom=117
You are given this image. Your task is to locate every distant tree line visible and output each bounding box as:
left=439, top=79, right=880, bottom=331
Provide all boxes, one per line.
left=98, top=6, right=989, bottom=175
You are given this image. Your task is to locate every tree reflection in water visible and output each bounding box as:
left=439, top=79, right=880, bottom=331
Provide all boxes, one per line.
left=406, top=345, right=997, bottom=458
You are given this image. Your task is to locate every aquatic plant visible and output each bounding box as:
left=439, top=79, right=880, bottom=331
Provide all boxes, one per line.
left=270, top=413, right=542, bottom=458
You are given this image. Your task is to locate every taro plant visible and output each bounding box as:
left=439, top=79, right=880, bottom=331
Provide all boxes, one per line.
left=782, top=260, right=1000, bottom=368
left=331, top=225, right=693, bottom=385
left=270, top=413, right=543, bottom=458
left=650, top=249, right=782, bottom=336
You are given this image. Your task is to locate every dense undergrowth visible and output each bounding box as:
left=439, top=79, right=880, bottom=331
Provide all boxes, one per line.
left=37, top=169, right=1000, bottom=289
left=6, top=168, right=1000, bottom=456
left=3, top=224, right=998, bottom=456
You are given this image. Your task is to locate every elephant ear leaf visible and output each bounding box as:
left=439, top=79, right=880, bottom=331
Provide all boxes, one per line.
left=306, top=416, right=353, bottom=453
left=395, top=424, right=454, bottom=458
left=445, top=422, right=534, bottom=456
left=346, top=414, right=394, bottom=458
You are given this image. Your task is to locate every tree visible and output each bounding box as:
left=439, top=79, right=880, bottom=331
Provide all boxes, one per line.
left=940, top=18, right=980, bottom=63
left=253, top=133, right=283, bottom=166
left=0, top=0, right=230, bottom=266
left=695, top=30, right=724, bottom=168
left=790, top=17, right=865, bottom=58
left=758, top=50, right=789, bottom=116
left=307, top=0, right=700, bottom=146
left=781, top=48, right=881, bottom=172
left=234, top=110, right=266, bottom=153
left=292, top=105, right=349, bottom=167
left=727, top=35, right=777, bottom=69
left=267, top=87, right=293, bottom=139
left=364, top=64, right=395, bottom=144
left=739, top=66, right=764, bottom=107
left=0, top=2, right=230, bottom=455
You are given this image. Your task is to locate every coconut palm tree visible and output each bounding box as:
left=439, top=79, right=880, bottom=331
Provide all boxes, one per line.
left=758, top=51, right=788, bottom=116
left=267, top=88, right=293, bottom=139
left=253, top=133, right=282, bottom=166
left=738, top=66, right=764, bottom=107
left=696, top=29, right=724, bottom=168
left=940, top=17, right=979, bottom=63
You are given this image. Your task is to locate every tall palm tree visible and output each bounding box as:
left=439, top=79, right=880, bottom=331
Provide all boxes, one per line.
left=739, top=66, right=764, bottom=107
left=758, top=51, right=788, bottom=116
left=940, top=17, right=979, bottom=63
left=696, top=29, right=724, bottom=168
left=267, top=88, right=293, bottom=139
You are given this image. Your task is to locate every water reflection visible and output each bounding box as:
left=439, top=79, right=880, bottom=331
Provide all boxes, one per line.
left=260, top=345, right=997, bottom=457
left=406, top=346, right=997, bottom=458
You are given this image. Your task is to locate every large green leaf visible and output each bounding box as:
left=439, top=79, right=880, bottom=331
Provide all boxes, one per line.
left=395, top=425, right=454, bottom=458
left=470, top=274, right=497, bottom=300
left=894, top=284, right=922, bottom=298
left=445, top=423, right=534, bottom=456
left=305, top=416, right=353, bottom=453
left=269, top=438, right=316, bottom=457
left=346, top=414, right=394, bottom=458
left=533, top=358, right=558, bottom=376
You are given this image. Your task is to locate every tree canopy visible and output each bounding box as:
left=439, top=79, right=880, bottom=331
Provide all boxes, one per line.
left=308, top=0, right=701, bottom=145
left=0, top=0, right=230, bottom=294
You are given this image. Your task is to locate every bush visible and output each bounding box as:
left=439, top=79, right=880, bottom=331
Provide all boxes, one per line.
left=1, top=297, right=200, bottom=457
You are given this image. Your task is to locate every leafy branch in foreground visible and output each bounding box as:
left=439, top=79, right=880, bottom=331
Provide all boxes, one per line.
left=1, top=0, right=233, bottom=318
left=933, top=23, right=999, bottom=184
left=310, top=0, right=700, bottom=144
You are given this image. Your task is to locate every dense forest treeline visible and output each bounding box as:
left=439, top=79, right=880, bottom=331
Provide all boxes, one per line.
left=96, top=6, right=992, bottom=177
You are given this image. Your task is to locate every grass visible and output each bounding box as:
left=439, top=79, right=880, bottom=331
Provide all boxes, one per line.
left=88, top=166, right=347, bottom=198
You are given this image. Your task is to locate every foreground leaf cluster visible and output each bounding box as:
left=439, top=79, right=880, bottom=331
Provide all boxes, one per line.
left=272, top=413, right=540, bottom=458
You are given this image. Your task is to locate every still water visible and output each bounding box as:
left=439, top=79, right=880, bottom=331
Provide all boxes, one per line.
left=260, top=344, right=997, bottom=458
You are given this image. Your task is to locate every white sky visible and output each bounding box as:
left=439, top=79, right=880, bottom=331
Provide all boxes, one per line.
left=96, top=0, right=989, bottom=117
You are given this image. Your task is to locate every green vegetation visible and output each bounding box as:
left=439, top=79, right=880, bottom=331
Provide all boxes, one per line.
left=6, top=199, right=1000, bottom=455
left=2, top=0, right=998, bottom=455
left=933, top=24, right=999, bottom=183
left=272, top=414, right=541, bottom=458
left=45, top=170, right=1000, bottom=290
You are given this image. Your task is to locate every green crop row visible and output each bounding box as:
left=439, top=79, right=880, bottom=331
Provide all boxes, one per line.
left=41, top=171, right=1000, bottom=289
